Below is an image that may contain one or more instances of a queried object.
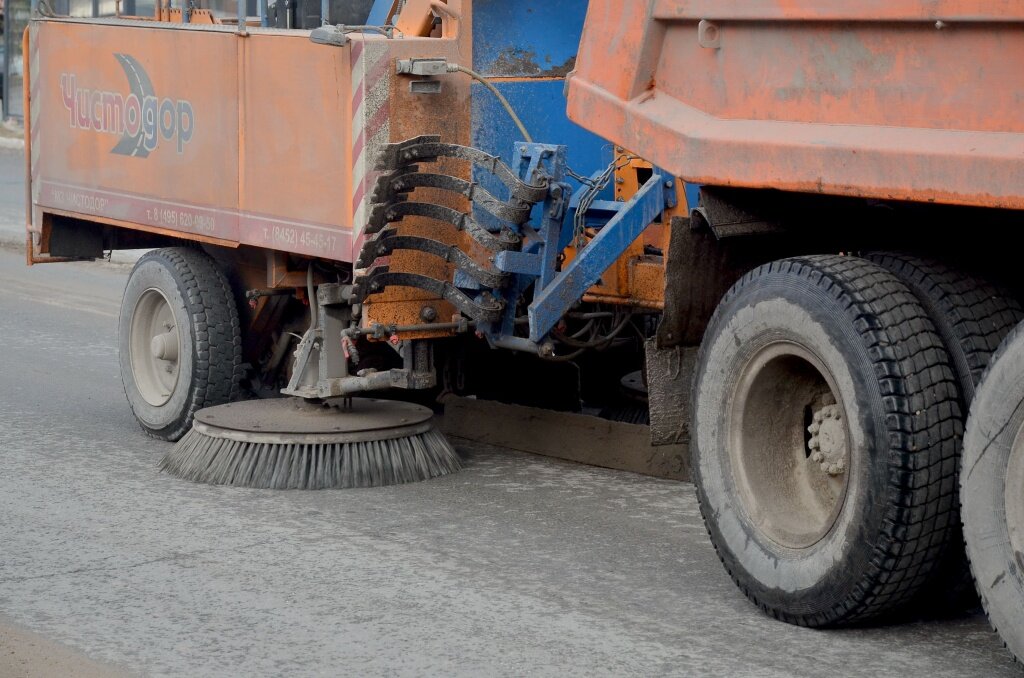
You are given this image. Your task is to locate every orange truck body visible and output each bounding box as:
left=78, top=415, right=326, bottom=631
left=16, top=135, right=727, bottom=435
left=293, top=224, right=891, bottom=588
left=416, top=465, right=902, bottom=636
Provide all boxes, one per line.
left=26, top=7, right=470, bottom=263
left=567, top=0, right=1024, bottom=210
left=26, top=5, right=476, bottom=328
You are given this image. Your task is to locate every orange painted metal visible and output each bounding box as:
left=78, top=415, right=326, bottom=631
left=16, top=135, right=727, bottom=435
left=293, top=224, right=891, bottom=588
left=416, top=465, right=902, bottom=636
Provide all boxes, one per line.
left=567, top=1, right=1024, bottom=209
left=265, top=251, right=308, bottom=289
left=28, top=8, right=473, bottom=335
left=394, top=0, right=437, bottom=37
left=571, top=153, right=677, bottom=311
left=29, top=12, right=469, bottom=261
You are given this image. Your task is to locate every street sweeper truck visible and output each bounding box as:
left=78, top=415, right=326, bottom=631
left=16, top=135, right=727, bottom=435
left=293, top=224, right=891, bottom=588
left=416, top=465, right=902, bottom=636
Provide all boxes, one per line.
left=22, top=0, right=1024, bottom=660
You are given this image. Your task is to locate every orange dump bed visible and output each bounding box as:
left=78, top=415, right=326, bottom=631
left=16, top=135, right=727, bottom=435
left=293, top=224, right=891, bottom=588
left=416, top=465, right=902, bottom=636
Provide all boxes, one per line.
left=567, top=1, right=1024, bottom=210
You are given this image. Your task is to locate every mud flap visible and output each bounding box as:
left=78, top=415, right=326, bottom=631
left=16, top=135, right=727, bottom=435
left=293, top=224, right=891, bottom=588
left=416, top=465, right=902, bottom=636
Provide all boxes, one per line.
left=644, top=338, right=698, bottom=447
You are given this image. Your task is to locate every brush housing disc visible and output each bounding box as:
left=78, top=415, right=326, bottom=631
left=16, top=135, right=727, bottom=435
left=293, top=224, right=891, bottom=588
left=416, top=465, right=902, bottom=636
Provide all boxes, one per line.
left=160, top=397, right=461, bottom=489
left=192, top=397, right=437, bottom=443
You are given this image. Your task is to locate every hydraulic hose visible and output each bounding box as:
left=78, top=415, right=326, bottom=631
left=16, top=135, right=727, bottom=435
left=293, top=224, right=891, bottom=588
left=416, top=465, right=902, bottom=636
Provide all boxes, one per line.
left=449, top=64, right=533, bottom=143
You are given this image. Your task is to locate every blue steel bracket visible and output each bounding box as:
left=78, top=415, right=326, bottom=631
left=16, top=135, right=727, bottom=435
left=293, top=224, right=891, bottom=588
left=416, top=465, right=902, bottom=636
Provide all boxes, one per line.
left=477, top=142, right=570, bottom=345
left=527, top=173, right=676, bottom=342
left=494, top=250, right=542, bottom=277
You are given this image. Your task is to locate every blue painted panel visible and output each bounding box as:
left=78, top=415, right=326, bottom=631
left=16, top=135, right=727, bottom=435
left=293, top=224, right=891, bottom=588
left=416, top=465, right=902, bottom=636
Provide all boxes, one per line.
left=472, top=0, right=590, bottom=77
left=366, top=0, right=391, bottom=26
left=684, top=183, right=701, bottom=211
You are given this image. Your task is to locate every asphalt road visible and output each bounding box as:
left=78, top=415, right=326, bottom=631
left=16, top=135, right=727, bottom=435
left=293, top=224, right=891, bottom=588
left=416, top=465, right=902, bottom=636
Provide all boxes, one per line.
left=0, top=246, right=1020, bottom=678
left=0, top=147, right=27, bottom=244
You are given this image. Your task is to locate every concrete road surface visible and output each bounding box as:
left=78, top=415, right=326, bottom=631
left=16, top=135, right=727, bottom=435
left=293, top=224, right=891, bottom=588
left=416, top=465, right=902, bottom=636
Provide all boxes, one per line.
left=0, top=147, right=27, bottom=243
left=0, top=248, right=1020, bottom=677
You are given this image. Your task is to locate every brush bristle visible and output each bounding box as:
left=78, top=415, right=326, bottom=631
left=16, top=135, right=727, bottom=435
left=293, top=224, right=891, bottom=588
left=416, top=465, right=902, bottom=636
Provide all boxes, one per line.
left=160, top=426, right=461, bottom=489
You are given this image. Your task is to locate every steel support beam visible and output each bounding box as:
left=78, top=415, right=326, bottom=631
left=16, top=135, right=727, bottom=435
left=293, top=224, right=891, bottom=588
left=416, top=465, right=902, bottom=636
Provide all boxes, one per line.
left=528, top=174, right=668, bottom=342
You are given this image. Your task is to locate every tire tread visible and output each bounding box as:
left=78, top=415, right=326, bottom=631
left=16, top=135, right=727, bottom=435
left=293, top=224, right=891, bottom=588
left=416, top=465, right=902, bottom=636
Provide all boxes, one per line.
left=122, top=247, right=243, bottom=440
left=693, top=254, right=962, bottom=626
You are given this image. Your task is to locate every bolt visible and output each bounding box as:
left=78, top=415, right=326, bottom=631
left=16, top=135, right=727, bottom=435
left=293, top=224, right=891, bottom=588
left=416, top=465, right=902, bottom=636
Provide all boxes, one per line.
left=420, top=305, right=438, bottom=322
left=807, top=422, right=820, bottom=435
left=809, top=438, right=820, bottom=450
left=811, top=451, right=824, bottom=464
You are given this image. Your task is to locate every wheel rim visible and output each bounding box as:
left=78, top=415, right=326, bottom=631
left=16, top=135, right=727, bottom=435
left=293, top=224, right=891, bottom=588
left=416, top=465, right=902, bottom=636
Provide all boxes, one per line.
left=1006, top=422, right=1024, bottom=561
left=129, top=288, right=181, bottom=407
left=728, top=341, right=851, bottom=549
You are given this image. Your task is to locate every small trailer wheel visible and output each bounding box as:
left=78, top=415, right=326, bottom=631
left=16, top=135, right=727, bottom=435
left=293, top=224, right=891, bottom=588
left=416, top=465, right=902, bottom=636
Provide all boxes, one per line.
left=119, top=247, right=242, bottom=441
left=692, top=255, right=962, bottom=626
left=962, top=322, right=1024, bottom=663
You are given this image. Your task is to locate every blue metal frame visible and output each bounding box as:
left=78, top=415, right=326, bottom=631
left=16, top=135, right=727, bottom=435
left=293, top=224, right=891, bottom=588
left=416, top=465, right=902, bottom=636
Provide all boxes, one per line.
left=474, top=142, right=675, bottom=350
left=529, top=174, right=675, bottom=342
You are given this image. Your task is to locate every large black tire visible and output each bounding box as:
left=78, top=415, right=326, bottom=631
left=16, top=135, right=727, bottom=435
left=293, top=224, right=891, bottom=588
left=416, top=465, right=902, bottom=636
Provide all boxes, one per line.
left=864, top=253, right=1024, bottom=611
left=962, top=322, right=1024, bottom=663
left=119, top=247, right=243, bottom=441
left=692, top=255, right=962, bottom=626
left=864, top=253, right=1023, bottom=404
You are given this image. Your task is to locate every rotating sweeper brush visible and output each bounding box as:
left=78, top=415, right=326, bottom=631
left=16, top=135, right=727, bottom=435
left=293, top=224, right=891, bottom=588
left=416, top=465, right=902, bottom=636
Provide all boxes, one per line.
left=160, top=398, right=460, bottom=489
left=158, top=136, right=546, bottom=490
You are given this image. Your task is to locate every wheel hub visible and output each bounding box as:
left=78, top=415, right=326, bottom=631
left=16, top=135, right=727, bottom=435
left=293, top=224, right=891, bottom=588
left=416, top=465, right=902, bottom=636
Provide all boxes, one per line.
left=150, top=327, right=179, bottom=361
left=729, top=341, right=851, bottom=549
left=808, top=404, right=847, bottom=476
left=129, top=288, right=181, bottom=406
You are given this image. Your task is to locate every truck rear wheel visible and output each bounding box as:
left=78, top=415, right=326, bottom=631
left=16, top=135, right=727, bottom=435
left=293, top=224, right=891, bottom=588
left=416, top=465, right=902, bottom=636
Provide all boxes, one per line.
left=119, top=247, right=242, bottom=441
left=864, top=253, right=1023, bottom=403
left=962, top=323, right=1024, bottom=663
left=692, top=255, right=961, bottom=626
left=864, top=252, right=1024, bottom=611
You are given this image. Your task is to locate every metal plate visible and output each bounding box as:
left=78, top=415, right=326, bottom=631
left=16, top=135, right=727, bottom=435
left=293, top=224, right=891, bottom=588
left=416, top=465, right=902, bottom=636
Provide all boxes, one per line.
left=194, top=397, right=435, bottom=443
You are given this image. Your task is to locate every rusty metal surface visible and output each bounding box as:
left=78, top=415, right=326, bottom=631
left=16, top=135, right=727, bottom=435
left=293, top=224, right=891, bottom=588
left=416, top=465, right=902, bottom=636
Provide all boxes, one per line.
left=28, top=9, right=471, bottom=264
left=29, top=6, right=476, bottom=338
left=567, top=1, right=1024, bottom=209
left=651, top=1, right=1024, bottom=22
